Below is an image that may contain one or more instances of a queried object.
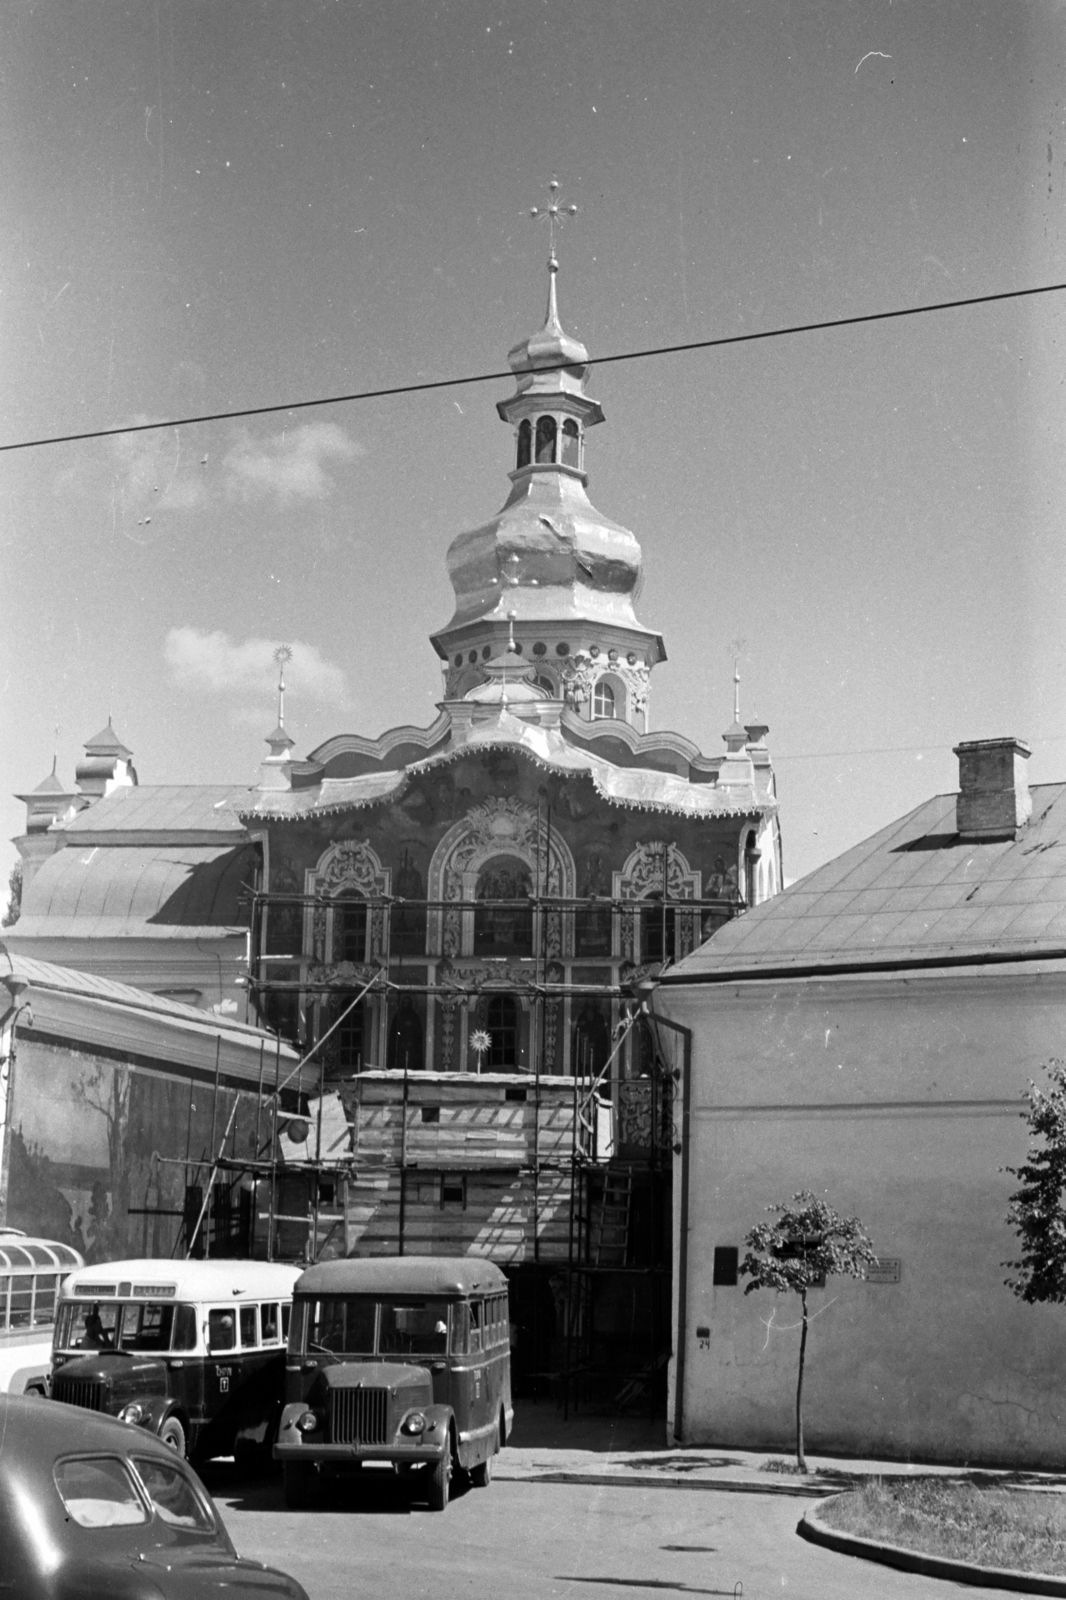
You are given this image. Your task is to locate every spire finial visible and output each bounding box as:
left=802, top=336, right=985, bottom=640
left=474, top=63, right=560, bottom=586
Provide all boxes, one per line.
left=530, top=176, right=577, bottom=324
left=52, top=725, right=59, bottom=777
left=273, top=644, right=293, bottom=729
left=727, top=636, right=747, bottom=726
left=507, top=609, right=518, bottom=655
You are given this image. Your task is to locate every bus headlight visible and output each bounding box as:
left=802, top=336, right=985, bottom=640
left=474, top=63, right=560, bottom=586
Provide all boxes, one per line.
left=295, top=1410, right=320, bottom=1434
left=400, top=1412, right=427, bottom=1436
left=118, top=1403, right=146, bottom=1426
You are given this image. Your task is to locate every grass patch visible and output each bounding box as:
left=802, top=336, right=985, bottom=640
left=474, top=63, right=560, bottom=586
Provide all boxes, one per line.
left=819, top=1478, right=1066, bottom=1575
left=760, top=1457, right=809, bottom=1475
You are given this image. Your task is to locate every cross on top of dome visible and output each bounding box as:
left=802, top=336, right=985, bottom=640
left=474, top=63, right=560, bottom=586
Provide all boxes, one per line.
left=529, top=176, right=578, bottom=273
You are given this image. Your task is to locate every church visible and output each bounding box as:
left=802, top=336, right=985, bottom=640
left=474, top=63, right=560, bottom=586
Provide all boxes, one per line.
left=9, top=247, right=783, bottom=1410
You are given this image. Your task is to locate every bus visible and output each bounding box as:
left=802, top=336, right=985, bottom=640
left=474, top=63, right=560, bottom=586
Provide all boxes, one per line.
left=50, top=1258, right=302, bottom=1463
left=0, top=1227, right=83, bottom=1395
left=276, top=1256, right=513, bottom=1511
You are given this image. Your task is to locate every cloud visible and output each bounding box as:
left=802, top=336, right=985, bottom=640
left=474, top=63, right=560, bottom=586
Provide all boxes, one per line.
left=164, top=627, right=346, bottom=704
left=103, top=417, right=360, bottom=519
left=222, top=421, right=361, bottom=505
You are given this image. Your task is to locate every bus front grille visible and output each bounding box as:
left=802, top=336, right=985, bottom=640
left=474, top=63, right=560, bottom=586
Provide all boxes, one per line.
left=54, top=1377, right=108, bottom=1412
left=330, top=1386, right=389, bottom=1445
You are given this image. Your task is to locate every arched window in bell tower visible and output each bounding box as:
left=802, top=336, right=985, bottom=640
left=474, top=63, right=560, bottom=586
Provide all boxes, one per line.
left=561, top=417, right=580, bottom=468
left=592, top=680, right=617, bottom=720
left=516, top=419, right=531, bottom=469
left=535, top=415, right=557, bottom=464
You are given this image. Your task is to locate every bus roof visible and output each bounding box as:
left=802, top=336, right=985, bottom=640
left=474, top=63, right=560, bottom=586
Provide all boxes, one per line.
left=294, top=1255, right=509, bottom=1298
left=0, top=1230, right=83, bottom=1272
left=60, top=1259, right=302, bottom=1302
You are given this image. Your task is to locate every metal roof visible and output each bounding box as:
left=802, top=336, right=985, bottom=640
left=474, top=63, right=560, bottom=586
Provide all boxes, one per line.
left=245, top=718, right=772, bottom=823
left=6, top=951, right=272, bottom=1037
left=14, top=843, right=253, bottom=936
left=57, top=785, right=249, bottom=836
left=664, top=781, right=1066, bottom=979
left=294, top=1255, right=509, bottom=1297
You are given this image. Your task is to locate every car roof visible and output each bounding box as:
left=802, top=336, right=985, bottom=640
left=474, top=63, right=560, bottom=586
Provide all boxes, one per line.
left=294, top=1255, right=509, bottom=1297
left=0, top=1392, right=184, bottom=1464
left=60, top=1258, right=303, bottom=1302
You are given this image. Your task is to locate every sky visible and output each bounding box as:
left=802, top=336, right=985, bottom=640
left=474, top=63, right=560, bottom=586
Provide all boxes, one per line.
left=4, top=0, right=1066, bottom=909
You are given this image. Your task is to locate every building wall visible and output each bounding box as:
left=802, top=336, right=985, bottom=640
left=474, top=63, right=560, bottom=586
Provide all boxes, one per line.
left=659, top=962, right=1066, bottom=1467
left=261, top=756, right=755, bottom=1079
left=4, top=1031, right=279, bottom=1264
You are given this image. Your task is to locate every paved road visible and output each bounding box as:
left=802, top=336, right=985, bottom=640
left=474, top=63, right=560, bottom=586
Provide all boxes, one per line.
left=205, top=1464, right=1029, bottom=1600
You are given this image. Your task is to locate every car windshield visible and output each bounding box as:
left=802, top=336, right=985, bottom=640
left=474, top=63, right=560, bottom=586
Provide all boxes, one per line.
left=56, top=1300, right=197, bottom=1353
left=300, top=1296, right=451, bottom=1357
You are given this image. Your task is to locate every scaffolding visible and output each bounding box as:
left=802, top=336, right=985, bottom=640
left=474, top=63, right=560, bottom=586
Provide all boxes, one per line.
left=140, top=867, right=742, bottom=1413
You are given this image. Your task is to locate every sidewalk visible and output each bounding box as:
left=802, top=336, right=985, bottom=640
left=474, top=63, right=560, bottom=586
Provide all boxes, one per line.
left=497, top=1404, right=1066, bottom=1497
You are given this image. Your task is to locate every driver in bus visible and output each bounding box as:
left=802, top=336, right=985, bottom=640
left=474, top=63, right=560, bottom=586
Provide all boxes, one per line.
left=82, top=1305, right=113, bottom=1349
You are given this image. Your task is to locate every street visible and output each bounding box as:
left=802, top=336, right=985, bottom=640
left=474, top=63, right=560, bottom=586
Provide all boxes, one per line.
left=203, top=1462, right=1029, bottom=1600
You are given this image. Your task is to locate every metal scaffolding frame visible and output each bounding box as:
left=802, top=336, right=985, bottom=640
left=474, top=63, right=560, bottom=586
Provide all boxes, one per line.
left=136, top=863, right=742, bottom=1411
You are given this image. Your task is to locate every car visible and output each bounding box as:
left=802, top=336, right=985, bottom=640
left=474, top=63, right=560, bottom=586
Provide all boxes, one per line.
left=0, top=1391, right=309, bottom=1599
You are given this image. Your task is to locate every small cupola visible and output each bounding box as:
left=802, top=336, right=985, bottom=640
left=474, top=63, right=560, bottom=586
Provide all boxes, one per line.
left=954, top=737, right=1032, bottom=840
left=75, top=719, right=137, bottom=799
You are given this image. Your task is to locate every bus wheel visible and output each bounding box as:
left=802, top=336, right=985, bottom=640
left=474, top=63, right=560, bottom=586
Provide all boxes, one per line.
left=159, top=1417, right=186, bottom=1457
left=284, top=1461, right=316, bottom=1510
left=470, top=1444, right=493, bottom=1489
left=426, top=1449, right=451, bottom=1512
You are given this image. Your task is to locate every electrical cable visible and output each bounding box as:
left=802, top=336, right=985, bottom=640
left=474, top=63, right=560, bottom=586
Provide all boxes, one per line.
left=2, top=277, right=1065, bottom=455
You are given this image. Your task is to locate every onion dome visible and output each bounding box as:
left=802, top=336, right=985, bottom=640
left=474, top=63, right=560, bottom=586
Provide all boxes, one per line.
left=431, top=243, right=664, bottom=731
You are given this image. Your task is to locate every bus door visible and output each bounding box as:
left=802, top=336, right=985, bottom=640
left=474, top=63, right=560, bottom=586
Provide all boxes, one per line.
left=203, top=1306, right=240, bottom=1430
left=233, top=1302, right=286, bottom=1448
left=449, top=1298, right=493, bottom=1449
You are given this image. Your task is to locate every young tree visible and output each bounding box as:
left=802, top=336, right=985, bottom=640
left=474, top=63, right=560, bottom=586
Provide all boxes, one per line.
left=1005, top=1059, right=1066, bottom=1304
left=740, top=1190, right=876, bottom=1471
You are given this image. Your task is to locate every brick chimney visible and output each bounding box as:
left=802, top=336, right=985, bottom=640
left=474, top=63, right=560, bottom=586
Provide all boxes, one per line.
left=953, top=737, right=1031, bottom=841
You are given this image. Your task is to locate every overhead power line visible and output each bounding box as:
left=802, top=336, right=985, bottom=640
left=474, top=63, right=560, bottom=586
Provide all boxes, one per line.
left=3, top=276, right=1065, bottom=457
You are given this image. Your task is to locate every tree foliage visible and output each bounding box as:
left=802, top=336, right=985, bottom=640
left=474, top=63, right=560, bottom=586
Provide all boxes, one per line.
left=1004, top=1059, right=1066, bottom=1304
left=1, top=860, right=22, bottom=928
left=740, top=1190, right=876, bottom=1470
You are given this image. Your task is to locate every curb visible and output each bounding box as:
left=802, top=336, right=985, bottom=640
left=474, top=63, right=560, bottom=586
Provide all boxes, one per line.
left=798, top=1499, right=1066, bottom=1595
left=494, top=1468, right=832, bottom=1497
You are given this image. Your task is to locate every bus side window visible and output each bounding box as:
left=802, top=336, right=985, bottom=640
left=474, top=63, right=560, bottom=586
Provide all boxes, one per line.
left=9, top=1276, right=32, bottom=1328
left=208, top=1309, right=236, bottom=1353
left=0, top=1275, right=10, bottom=1331
left=239, top=1306, right=257, bottom=1349
left=261, top=1303, right=280, bottom=1344
left=451, top=1302, right=469, bottom=1356
left=34, top=1273, right=58, bottom=1325
left=282, top=1303, right=291, bottom=1341
left=469, top=1300, right=482, bottom=1354
left=173, top=1305, right=197, bottom=1351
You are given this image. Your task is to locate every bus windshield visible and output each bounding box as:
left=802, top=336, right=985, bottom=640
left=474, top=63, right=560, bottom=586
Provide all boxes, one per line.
left=299, top=1296, right=451, bottom=1358
left=56, top=1300, right=197, bottom=1353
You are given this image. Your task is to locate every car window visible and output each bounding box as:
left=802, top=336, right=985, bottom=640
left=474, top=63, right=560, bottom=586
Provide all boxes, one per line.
left=239, top=1305, right=257, bottom=1348
left=54, top=1457, right=148, bottom=1528
left=133, top=1457, right=215, bottom=1532
left=208, top=1309, right=236, bottom=1352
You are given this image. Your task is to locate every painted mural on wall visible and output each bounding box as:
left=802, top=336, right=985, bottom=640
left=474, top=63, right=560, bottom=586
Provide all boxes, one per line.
left=5, top=1037, right=274, bottom=1263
